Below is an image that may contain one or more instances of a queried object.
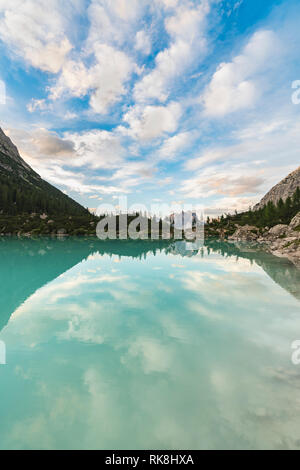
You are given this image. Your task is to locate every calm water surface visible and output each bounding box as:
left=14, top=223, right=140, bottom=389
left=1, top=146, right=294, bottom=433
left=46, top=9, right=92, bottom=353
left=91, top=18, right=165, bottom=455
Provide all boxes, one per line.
left=0, top=237, right=300, bottom=450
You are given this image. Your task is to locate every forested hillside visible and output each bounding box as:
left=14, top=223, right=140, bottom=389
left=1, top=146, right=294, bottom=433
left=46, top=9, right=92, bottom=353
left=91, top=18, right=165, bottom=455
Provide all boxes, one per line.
left=206, top=186, right=300, bottom=236
left=0, top=127, right=89, bottom=216
left=0, top=150, right=88, bottom=216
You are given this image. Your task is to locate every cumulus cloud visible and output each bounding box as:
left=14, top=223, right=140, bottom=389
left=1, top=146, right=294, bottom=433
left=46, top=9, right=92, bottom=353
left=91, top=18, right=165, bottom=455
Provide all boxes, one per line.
left=27, top=99, right=49, bottom=113
left=204, top=196, right=259, bottom=217
left=134, top=1, right=210, bottom=103
left=5, top=124, right=161, bottom=197
left=122, top=101, right=182, bottom=140
left=158, top=131, right=191, bottom=160
left=180, top=114, right=300, bottom=211
left=0, top=0, right=207, bottom=117
left=87, top=0, right=144, bottom=45
left=64, top=129, right=124, bottom=169
left=111, top=161, right=156, bottom=181
left=184, top=115, right=300, bottom=177
left=89, top=44, right=134, bottom=114
left=47, top=0, right=144, bottom=115
left=180, top=167, right=265, bottom=199
left=50, top=44, right=135, bottom=114
left=154, top=0, right=179, bottom=9
left=4, top=127, right=133, bottom=196
left=184, top=149, right=227, bottom=171
left=32, top=132, right=75, bottom=157
left=40, top=165, right=129, bottom=195
left=0, top=0, right=72, bottom=73
left=0, top=0, right=140, bottom=115
left=5, top=128, right=75, bottom=159
left=135, top=30, right=151, bottom=55
left=202, top=30, right=280, bottom=116
left=1, top=0, right=298, bottom=212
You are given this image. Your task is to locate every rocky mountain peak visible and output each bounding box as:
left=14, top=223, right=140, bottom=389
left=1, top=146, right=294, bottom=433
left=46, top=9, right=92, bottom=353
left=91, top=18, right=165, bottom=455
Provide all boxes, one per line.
left=254, top=166, right=300, bottom=210
left=0, top=127, right=38, bottom=177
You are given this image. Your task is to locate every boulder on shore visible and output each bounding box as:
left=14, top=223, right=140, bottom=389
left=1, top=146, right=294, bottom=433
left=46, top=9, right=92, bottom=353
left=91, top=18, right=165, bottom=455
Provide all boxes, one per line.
left=289, top=212, right=300, bottom=230
left=229, top=225, right=259, bottom=241
left=268, top=224, right=289, bottom=237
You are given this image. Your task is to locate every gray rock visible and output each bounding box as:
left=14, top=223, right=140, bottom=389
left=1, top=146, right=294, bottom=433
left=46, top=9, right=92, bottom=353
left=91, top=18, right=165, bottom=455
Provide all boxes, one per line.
left=254, top=167, right=300, bottom=210
left=290, top=212, right=300, bottom=230
left=0, top=127, right=35, bottom=174
left=229, top=225, right=259, bottom=241
left=268, top=224, right=289, bottom=237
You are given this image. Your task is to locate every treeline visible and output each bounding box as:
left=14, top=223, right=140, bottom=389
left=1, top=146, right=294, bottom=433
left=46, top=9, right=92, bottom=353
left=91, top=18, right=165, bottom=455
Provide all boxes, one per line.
left=207, top=187, right=300, bottom=230
left=0, top=172, right=89, bottom=216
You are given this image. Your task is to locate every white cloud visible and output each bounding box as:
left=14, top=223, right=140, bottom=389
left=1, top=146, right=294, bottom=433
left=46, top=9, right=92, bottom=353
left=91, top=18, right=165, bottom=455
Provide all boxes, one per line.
left=180, top=165, right=265, bottom=199
left=180, top=111, right=300, bottom=214
left=5, top=123, right=160, bottom=199
left=135, top=30, right=151, bottom=55
left=184, top=116, right=300, bottom=177
left=32, top=131, right=75, bottom=157
left=5, top=128, right=75, bottom=159
left=36, top=165, right=130, bottom=195
left=3, top=0, right=142, bottom=116
left=107, top=0, right=141, bottom=21
left=158, top=131, right=191, bottom=160
left=111, top=161, right=156, bottom=181
left=65, top=129, right=124, bottom=169
left=10, top=127, right=118, bottom=168
left=204, top=196, right=259, bottom=217
left=87, top=0, right=143, bottom=45
left=48, top=60, right=91, bottom=101
left=0, top=0, right=72, bottom=73
left=64, top=111, right=78, bottom=120
left=125, top=337, right=172, bottom=374
left=27, top=99, right=49, bottom=113
left=90, top=44, right=134, bottom=114
left=123, top=101, right=182, bottom=140
left=184, top=149, right=226, bottom=171
left=202, top=30, right=280, bottom=116
left=154, top=0, right=179, bottom=9
left=134, top=1, right=210, bottom=103
left=50, top=44, right=135, bottom=114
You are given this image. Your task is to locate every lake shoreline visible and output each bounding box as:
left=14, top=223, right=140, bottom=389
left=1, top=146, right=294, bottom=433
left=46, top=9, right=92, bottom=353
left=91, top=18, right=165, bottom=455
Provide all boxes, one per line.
left=1, top=231, right=300, bottom=268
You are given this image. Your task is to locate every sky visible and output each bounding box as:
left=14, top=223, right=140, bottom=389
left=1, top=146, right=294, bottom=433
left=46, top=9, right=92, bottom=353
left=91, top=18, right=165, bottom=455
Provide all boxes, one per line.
left=0, top=0, right=300, bottom=217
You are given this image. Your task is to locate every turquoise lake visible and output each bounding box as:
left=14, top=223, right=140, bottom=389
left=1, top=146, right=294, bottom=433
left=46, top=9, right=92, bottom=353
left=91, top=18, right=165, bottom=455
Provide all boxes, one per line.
left=0, top=237, right=300, bottom=450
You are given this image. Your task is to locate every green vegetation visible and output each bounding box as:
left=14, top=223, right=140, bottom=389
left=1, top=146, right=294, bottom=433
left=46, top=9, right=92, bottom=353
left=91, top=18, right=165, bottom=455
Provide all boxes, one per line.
left=0, top=213, right=99, bottom=236
left=206, top=187, right=300, bottom=237
left=0, top=211, right=168, bottom=237
left=0, top=155, right=88, bottom=216
left=0, top=146, right=102, bottom=234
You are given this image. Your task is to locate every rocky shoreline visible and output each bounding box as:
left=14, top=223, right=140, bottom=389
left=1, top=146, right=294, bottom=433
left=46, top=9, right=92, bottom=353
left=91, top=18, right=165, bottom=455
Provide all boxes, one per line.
left=228, top=211, right=300, bottom=267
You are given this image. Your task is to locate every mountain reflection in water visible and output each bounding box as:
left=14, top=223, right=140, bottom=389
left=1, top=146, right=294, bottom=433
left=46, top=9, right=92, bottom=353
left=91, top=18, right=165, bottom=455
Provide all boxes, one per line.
left=0, top=237, right=300, bottom=450
left=0, top=237, right=300, bottom=332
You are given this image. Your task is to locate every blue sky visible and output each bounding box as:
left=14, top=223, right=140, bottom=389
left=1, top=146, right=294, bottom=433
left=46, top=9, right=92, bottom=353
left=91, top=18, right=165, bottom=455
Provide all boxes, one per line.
left=0, top=0, right=300, bottom=216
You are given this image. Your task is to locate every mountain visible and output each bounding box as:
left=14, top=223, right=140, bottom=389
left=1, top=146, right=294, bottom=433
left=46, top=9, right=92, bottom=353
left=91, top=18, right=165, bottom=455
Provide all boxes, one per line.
left=0, top=127, right=87, bottom=216
left=205, top=165, right=300, bottom=250
left=254, top=166, right=300, bottom=210
left=0, top=237, right=96, bottom=331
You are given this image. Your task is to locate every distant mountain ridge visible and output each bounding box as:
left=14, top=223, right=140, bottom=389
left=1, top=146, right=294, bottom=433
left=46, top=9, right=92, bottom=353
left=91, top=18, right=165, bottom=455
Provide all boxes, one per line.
left=0, top=127, right=87, bottom=216
left=254, top=166, right=300, bottom=210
